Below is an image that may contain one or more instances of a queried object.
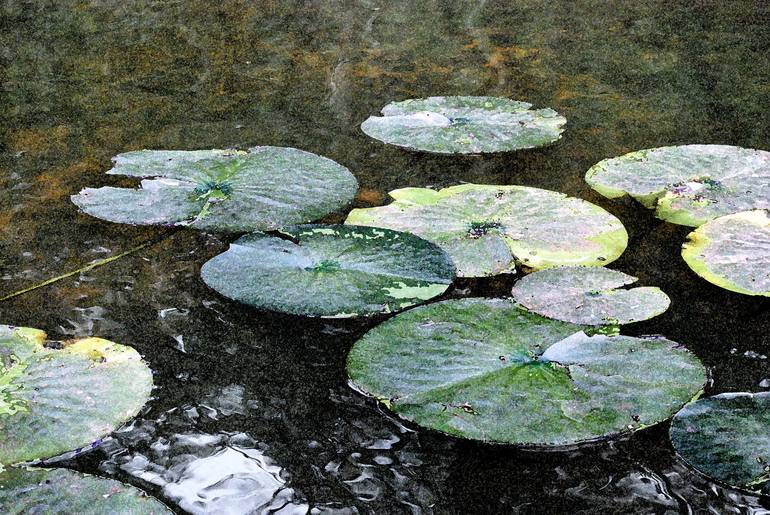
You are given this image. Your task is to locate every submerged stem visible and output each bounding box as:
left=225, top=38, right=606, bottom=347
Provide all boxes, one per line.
left=0, top=232, right=173, bottom=302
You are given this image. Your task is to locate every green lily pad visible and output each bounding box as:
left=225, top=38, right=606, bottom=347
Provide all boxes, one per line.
left=511, top=266, right=671, bottom=325
left=347, top=298, right=706, bottom=446
left=200, top=225, right=455, bottom=317
left=345, top=184, right=628, bottom=277
left=670, top=392, right=770, bottom=494
left=585, top=145, right=770, bottom=226
left=0, top=466, right=172, bottom=514
left=0, top=326, right=153, bottom=466
left=360, top=96, right=566, bottom=154
left=71, top=147, right=358, bottom=232
left=681, top=210, right=770, bottom=296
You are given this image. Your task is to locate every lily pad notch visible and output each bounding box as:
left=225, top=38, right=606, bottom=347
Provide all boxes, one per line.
left=72, top=147, right=359, bottom=232
left=585, top=145, right=770, bottom=227
left=200, top=225, right=456, bottom=317
left=511, top=266, right=671, bottom=325
left=346, top=184, right=628, bottom=277
left=681, top=209, right=770, bottom=296
left=347, top=298, right=706, bottom=446
left=361, top=96, right=566, bottom=154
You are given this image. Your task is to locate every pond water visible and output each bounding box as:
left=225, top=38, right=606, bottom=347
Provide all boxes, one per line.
left=2, top=1, right=770, bottom=513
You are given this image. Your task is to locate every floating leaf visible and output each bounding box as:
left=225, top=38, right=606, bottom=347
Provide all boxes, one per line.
left=345, top=184, right=627, bottom=277
left=670, top=392, right=770, bottom=494
left=71, top=147, right=358, bottom=232
left=511, top=266, right=670, bottom=325
left=360, top=96, right=566, bottom=154
left=585, top=145, right=770, bottom=226
left=0, top=326, right=153, bottom=466
left=681, top=210, right=770, bottom=296
left=347, top=298, right=705, bottom=446
left=0, top=467, right=172, bottom=514
left=200, top=225, right=455, bottom=317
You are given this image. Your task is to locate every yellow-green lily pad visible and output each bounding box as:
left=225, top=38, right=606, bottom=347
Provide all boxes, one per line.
left=0, top=326, right=153, bottom=467
left=681, top=210, right=770, bottom=296
left=345, top=184, right=627, bottom=277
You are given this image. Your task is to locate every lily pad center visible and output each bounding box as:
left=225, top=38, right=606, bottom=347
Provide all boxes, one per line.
left=468, top=221, right=503, bottom=238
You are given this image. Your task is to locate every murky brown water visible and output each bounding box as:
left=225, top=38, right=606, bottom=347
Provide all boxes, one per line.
left=2, top=1, right=769, bottom=513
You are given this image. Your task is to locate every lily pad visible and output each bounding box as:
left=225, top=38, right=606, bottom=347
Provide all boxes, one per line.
left=511, top=266, right=671, bottom=325
left=585, top=145, right=770, bottom=226
left=0, top=467, right=172, bottom=514
left=345, top=184, right=628, bottom=277
left=360, top=96, right=566, bottom=154
left=0, top=326, right=153, bottom=466
left=681, top=210, right=770, bottom=296
left=71, top=147, right=358, bottom=232
left=200, top=225, right=455, bottom=317
left=670, top=392, right=770, bottom=494
left=347, top=298, right=706, bottom=446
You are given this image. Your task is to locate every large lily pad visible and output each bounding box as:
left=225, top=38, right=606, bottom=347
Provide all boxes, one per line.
left=200, top=225, right=455, bottom=317
left=585, top=145, right=770, bottom=226
left=681, top=210, right=770, bottom=296
left=670, top=392, right=770, bottom=494
left=0, top=326, right=153, bottom=466
left=511, top=266, right=671, bottom=325
left=0, top=467, right=172, bottom=514
left=71, top=147, right=358, bottom=232
left=360, top=96, right=566, bottom=154
left=345, top=184, right=628, bottom=277
left=347, top=298, right=705, bottom=446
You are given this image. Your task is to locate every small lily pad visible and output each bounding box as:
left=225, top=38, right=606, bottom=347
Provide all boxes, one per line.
left=0, top=467, right=172, bottom=514
left=681, top=210, right=770, bottom=296
left=511, top=266, right=671, bottom=325
left=345, top=184, right=628, bottom=277
left=0, top=326, right=153, bottom=466
left=71, top=147, right=358, bottom=232
left=361, top=96, right=566, bottom=154
left=670, top=392, right=770, bottom=494
left=347, top=298, right=706, bottom=446
left=200, top=225, right=455, bottom=317
left=585, top=145, right=770, bottom=226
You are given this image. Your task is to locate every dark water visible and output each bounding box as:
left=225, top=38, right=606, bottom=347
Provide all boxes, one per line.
left=2, top=1, right=770, bottom=513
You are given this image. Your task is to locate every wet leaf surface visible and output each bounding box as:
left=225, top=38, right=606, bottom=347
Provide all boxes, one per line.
left=361, top=96, right=565, bottom=154
left=348, top=298, right=706, bottom=446
left=511, top=266, right=670, bottom=325
left=200, top=225, right=455, bottom=317
left=346, top=184, right=627, bottom=277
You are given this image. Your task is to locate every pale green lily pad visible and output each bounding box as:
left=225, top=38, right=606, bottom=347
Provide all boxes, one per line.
left=361, top=96, right=566, bottom=154
left=347, top=298, right=706, bottom=446
left=681, top=210, right=770, bottom=296
left=71, top=147, right=358, bottom=232
left=200, top=225, right=455, bottom=317
left=585, top=145, right=770, bottom=226
left=511, top=266, right=671, bottom=325
left=345, top=184, right=628, bottom=277
left=0, top=467, right=172, bottom=514
left=670, top=392, right=770, bottom=495
left=0, top=326, right=153, bottom=466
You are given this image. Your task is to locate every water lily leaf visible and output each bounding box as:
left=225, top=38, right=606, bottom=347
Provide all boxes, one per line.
left=511, top=266, right=671, bottom=325
left=670, top=392, right=770, bottom=494
left=585, top=145, right=770, bottom=226
left=71, top=147, right=358, bottom=232
left=200, top=225, right=455, bottom=317
left=0, top=467, right=172, bottom=514
left=681, top=210, right=770, bottom=296
left=345, top=184, right=628, bottom=277
left=347, top=298, right=706, bottom=446
left=360, top=96, right=566, bottom=154
left=0, top=326, right=153, bottom=466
